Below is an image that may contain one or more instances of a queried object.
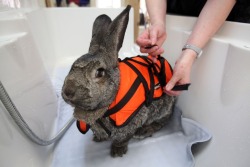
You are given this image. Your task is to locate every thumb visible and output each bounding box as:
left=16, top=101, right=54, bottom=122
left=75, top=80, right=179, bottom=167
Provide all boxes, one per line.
left=149, top=28, right=157, bottom=45
left=165, top=77, right=179, bottom=91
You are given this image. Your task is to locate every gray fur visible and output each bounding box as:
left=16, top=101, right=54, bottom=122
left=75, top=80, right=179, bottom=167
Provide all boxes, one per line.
left=62, top=5, right=176, bottom=157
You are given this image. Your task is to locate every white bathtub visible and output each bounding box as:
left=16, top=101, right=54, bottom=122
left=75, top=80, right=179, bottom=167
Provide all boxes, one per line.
left=0, top=7, right=250, bottom=167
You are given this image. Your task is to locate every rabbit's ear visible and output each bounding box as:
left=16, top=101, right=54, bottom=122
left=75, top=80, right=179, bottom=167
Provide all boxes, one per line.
left=89, top=14, right=112, bottom=53
left=107, top=5, right=131, bottom=54
left=89, top=5, right=131, bottom=61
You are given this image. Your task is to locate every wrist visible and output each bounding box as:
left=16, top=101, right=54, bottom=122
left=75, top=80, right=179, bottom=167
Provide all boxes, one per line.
left=180, top=49, right=197, bottom=65
left=182, top=44, right=203, bottom=58
left=150, top=20, right=166, bottom=29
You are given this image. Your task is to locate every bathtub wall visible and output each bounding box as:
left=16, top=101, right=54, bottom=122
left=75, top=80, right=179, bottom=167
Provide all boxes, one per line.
left=0, top=7, right=134, bottom=167
left=0, top=0, right=45, bottom=10
left=163, top=15, right=250, bottom=167
left=26, top=8, right=134, bottom=76
left=0, top=9, right=58, bottom=167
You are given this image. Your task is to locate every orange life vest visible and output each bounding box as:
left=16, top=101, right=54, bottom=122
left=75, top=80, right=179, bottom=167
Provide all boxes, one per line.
left=77, top=55, right=173, bottom=134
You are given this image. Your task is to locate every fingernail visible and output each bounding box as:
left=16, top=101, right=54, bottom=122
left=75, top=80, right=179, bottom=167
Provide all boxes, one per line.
left=165, top=85, right=170, bottom=91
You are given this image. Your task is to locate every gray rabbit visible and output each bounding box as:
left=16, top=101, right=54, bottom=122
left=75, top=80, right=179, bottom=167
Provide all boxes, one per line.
left=62, top=5, right=176, bottom=157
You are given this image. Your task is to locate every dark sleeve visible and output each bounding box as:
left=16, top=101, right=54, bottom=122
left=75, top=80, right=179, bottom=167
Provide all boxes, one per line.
left=227, top=0, right=250, bottom=23
left=237, top=0, right=249, bottom=3
left=167, top=0, right=206, bottom=17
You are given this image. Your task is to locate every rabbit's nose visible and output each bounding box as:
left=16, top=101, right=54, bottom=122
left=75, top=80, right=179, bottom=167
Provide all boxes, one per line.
left=64, top=87, right=75, bottom=99
left=63, top=80, right=76, bottom=99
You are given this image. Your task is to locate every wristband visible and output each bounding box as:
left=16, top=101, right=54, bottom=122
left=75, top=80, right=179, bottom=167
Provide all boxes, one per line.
left=182, top=44, right=203, bottom=58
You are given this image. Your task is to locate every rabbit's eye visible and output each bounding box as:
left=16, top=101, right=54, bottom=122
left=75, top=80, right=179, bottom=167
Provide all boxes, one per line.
left=95, top=68, right=105, bottom=78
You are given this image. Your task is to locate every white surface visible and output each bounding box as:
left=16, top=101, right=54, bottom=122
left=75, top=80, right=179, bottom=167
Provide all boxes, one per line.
left=0, top=7, right=134, bottom=167
left=1, top=7, right=250, bottom=167
left=0, top=0, right=45, bottom=10
left=53, top=115, right=210, bottom=167
left=26, top=8, right=134, bottom=74
left=163, top=15, right=250, bottom=167
left=0, top=10, right=57, bottom=167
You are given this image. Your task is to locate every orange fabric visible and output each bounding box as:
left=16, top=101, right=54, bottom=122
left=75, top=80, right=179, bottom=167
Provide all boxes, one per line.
left=77, top=120, right=89, bottom=134
left=109, top=55, right=172, bottom=126
left=80, top=121, right=88, bottom=132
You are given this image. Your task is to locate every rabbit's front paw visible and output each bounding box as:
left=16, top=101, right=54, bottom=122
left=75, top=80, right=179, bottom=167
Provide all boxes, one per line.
left=93, top=134, right=109, bottom=142
left=111, top=143, right=128, bottom=157
left=134, top=126, right=154, bottom=139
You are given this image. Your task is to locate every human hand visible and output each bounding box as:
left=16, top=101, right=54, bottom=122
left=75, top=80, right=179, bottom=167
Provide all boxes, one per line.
left=136, top=24, right=166, bottom=62
left=164, top=49, right=197, bottom=96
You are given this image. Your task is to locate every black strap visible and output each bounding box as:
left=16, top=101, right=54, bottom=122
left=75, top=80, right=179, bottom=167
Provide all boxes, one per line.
left=110, top=102, right=145, bottom=128
left=124, top=57, right=149, bottom=67
left=157, top=56, right=167, bottom=86
left=136, top=56, right=156, bottom=106
left=104, top=77, right=141, bottom=117
left=136, top=55, right=169, bottom=88
left=124, top=58, right=156, bottom=106
left=96, top=119, right=111, bottom=137
left=172, top=83, right=191, bottom=91
left=123, top=59, right=151, bottom=99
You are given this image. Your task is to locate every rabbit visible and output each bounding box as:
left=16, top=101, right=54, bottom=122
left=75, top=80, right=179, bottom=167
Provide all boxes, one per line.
left=62, top=5, right=176, bottom=157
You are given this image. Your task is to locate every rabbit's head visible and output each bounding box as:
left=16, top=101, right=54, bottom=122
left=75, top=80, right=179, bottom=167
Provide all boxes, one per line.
left=62, top=6, right=131, bottom=122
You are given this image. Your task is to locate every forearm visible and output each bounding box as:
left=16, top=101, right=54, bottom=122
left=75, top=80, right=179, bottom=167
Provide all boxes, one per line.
left=187, top=0, right=236, bottom=49
left=146, top=0, right=166, bottom=27
left=165, top=0, right=236, bottom=95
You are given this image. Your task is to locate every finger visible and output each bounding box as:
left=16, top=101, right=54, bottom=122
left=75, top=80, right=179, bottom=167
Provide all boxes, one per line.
left=148, top=56, right=158, bottom=63
left=165, top=77, right=179, bottom=91
left=140, top=47, right=149, bottom=53
left=136, top=30, right=151, bottom=46
left=164, top=89, right=181, bottom=96
left=136, top=38, right=152, bottom=47
left=165, top=77, right=185, bottom=96
left=137, top=29, right=149, bottom=39
left=149, top=47, right=164, bottom=57
left=149, top=29, right=158, bottom=45
left=157, top=34, right=167, bottom=47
